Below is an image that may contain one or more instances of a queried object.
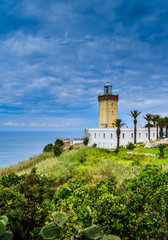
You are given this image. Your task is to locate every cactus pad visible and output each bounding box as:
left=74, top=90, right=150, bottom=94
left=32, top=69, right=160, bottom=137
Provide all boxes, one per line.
left=52, top=212, right=68, bottom=227
left=0, top=216, right=8, bottom=225
left=102, top=235, right=121, bottom=240
left=82, top=225, right=104, bottom=239
left=0, top=220, right=5, bottom=236
left=40, top=222, right=60, bottom=239
left=1, top=231, right=13, bottom=240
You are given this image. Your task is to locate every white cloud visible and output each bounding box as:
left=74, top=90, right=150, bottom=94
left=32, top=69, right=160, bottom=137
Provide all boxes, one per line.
left=2, top=121, right=25, bottom=126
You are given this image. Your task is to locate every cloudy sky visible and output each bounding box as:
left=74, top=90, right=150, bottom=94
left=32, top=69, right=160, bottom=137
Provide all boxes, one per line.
left=0, top=0, right=168, bottom=131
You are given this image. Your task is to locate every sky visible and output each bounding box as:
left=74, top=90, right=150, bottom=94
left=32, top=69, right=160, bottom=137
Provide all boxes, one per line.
left=0, top=0, right=168, bottom=131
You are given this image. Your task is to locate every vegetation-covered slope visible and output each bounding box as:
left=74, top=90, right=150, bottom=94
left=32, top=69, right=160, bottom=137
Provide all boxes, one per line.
left=0, top=145, right=168, bottom=239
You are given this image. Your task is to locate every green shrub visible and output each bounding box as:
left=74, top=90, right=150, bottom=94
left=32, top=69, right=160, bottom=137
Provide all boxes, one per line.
left=158, top=143, right=167, bottom=159
left=43, top=143, right=53, bottom=153
left=53, top=139, right=64, bottom=157
left=54, top=145, right=62, bottom=157
left=126, top=142, right=136, bottom=150
left=54, top=139, right=64, bottom=146
left=83, top=137, right=89, bottom=146
left=68, top=145, right=73, bottom=151
left=51, top=165, right=168, bottom=239
left=92, top=143, right=97, bottom=148
left=0, top=169, right=56, bottom=240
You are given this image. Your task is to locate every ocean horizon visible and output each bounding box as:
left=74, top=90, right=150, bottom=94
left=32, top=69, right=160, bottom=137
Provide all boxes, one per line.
left=0, top=130, right=84, bottom=168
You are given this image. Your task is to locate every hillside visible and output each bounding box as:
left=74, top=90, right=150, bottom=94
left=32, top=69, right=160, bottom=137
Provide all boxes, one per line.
left=0, top=145, right=168, bottom=240
left=1, top=144, right=168, bottom=184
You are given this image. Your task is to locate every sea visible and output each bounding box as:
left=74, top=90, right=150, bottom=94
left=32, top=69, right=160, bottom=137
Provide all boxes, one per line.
left=0, top=130, right=83, bottom=168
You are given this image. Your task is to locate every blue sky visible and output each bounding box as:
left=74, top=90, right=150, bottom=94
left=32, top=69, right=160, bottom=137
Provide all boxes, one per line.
left=0, top=0, right=168, bottom=131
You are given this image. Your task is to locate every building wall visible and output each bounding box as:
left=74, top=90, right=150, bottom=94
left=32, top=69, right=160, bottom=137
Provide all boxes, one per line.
left=99, top=99, right=118, bottom=128
left=87, top=127, right=157, bottom=149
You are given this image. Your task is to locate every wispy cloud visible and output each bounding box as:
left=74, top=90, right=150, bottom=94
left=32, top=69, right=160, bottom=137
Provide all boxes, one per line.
left=3, top=122, right=25, bottom=127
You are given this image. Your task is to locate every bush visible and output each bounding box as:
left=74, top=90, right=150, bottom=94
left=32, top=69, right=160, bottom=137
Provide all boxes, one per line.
left=83, top=137, right=89, bottom=146
left=43, top=143, right=53, bottom=153
left=54, top=145, right=63, bottom=157
left=68, top=145, right=73, bottom=151
left=54, top=139, right=64, bottom=146
left=0, top=169, right=56, bottom=240
left=51, top=165, right=168, bottom=239
left=158, top=143, right=167, bottom=159
left=126, top=142, right=136, bottom=150
left=53, top=139, right=64, bottom=157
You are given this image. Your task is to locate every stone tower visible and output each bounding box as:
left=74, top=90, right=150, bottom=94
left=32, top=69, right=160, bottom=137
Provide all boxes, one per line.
left=98, top=82, right=119, bottom=128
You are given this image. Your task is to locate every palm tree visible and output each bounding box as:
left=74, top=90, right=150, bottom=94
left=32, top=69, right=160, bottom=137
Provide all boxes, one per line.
left=164, top=116, right=168, bottom=138
left=158, top=117, right=165, bottom=138
left=154, top=115, right=161, bottom=140
left=143, top=114, right=152, bottom=141
left=129, top=110, right=141, bottom=144
left=151, top=115, right=157, bottom=127
left=113, top=119, right=126, bottom=154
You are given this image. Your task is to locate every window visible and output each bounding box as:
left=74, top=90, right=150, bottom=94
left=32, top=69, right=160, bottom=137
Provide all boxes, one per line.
left=111, top=133, right=113, bottom=139
left=103, top=133, right=105, bottom=138
left=153, top=132, right=155, bottom=137
left=99, top=133, right=100, bottom=137
left=94, top=133, right=96, bottom=138
left=139, top=133, right=141, bottom=138
left=112, top=110, right=113, bottom=115
left=131, top=133, right=133, bottom=138
left=146, top=133, right=148, bottom=138
left=111, top=103, right=113, bottom=107
left=123, top=133, right=125, bottom=139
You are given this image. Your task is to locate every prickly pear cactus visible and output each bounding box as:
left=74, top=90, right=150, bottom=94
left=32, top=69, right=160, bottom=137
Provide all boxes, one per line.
left=0, top=220, right=5, bottom=236
left=52, top=211, right=69, bottom=227
left=0, top=216, right=8, bottom=225
left=40, top=222, right=60, bottom=240
left=0, top=216, right=13, bottom=240
left=82, top=225, right=104, bottom=239
left=1, top=231, right=13, bottom=240
left=102, top=235, right=121, bottom=240
left=41, top=211, right=69, bottom=239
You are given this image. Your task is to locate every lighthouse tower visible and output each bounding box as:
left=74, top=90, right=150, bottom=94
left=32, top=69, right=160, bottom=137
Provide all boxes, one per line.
left=98, top=82, right=119, bottom=128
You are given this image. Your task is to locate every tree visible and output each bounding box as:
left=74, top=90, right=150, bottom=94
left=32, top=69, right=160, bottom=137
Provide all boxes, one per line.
left=54, top=145, right=63, bottom=156
left=143, top=114, right=152, bottom=141
left=83, top=136, right=89, bottom=146
left=153, top=115, right=161, bottom=140
left=43, top=143, right=54, bottom=153
left=53, top=139, right=64, bottom=157
left=128, top=110, right=141, bottom=144
left=54, top=139, right=64, bottom=146
left=164, top=116, right=168, bottom=138
left=158, top=117, right=165, bottom=138
left=113, top=119, right=126, bottom=154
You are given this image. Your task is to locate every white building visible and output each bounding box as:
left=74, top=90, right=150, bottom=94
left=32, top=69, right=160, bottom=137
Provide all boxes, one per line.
left=86, top=83, right=157, bottom=149
left=86, top=127, right=157, bottom=149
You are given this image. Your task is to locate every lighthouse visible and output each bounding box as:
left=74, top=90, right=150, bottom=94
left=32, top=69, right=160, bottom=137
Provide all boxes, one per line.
left=98, top=82, right=119, bottom=128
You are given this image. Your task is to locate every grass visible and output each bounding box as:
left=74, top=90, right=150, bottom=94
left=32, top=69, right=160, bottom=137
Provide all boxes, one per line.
left=0, top=152, right=54, bottom=176
left=0, top=144, right=168, bottom=186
